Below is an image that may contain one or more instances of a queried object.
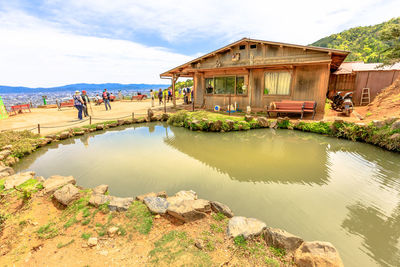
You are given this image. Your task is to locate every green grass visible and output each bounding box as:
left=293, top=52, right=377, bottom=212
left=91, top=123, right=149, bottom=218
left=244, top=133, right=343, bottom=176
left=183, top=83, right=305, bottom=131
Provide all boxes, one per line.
left=211, top=212, right=226, bottom=222
left=148, top=230, right=212, bottom=266
left=57, top=239, right=75, bottom=249
left=125, top=201, right=153, bottom=235
left=269, top=246, right=286, bottom=258
left=36, top=222, right=59, bottom=239
left=233, top=235, right=247, bottom=248
left=81, top=233, right=92, bottom=240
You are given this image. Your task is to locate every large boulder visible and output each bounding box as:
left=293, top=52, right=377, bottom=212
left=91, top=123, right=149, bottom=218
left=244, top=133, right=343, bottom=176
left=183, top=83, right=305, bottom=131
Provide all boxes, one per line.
left=108, top=196, right=134, bottom=211
left=0, top=150, right=11, bottom=161
left=391, top=120, right=400, bottom=131
left=143, top=196, right=169, bottom=214
left=175, top=190, right=197, bottom=200
left=136, top=191, right=167, bottom=202
left=372, top=120, right=385, bottom=128
left=0, top=166, right=15, bottom=178
left=244, top=115, right=254, bottom=122
left=257, top=117, right=269, bottom=128
left=89, top=194, right=112, bottom=207
left=294, top=241, right=344, bottom=267
left=59, top=132, right=70, bottom=140
left=167, top=199, right=210, bottom=222
left=225, top=120, right=235, bottom=131
left=263, top=227, right=304, bottom=251
left=269, top=120, right=278, bottom=129
left=1, top=145, right=12, bottom=151
left=210, top=201, right=234, bottom=218
left=96, top=124, right=104, bottom=131
left=4, top=156, right=19, bottom=166
left=227, top=216, right=267, bottom=239
left=3, top=171, right=35, bottom=190
left=209, top=120, right=222, bottom=132
left=161, top=113, right=170, bottom=121
left=53, top=184, right=80, bottom=206
left=43, top=175, right=76, bottom=194
left=92, top=184, right=109, bottom=195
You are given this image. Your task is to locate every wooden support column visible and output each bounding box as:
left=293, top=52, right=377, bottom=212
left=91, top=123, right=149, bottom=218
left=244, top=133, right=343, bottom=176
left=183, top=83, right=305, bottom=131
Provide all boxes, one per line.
left=172, top=73, right=176, bottom=108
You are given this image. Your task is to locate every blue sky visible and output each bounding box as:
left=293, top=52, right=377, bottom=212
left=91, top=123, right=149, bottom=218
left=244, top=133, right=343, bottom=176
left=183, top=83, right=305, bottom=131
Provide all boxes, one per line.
left=0, top=0, right=399, bottom=87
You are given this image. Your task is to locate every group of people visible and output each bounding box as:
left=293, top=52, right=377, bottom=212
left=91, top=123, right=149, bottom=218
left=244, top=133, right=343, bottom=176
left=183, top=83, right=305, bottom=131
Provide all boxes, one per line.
left=73, top=89, right=112, bottom=120
left=149, top=87, right=193, bottom=106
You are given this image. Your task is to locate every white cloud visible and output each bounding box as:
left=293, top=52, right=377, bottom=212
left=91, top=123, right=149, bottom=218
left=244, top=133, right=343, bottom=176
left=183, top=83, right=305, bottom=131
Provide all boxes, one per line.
left=0, top=0, right=399, bottom=87
left=0, top=9, right=192, bottom=87
left=37, top=0, right=400, bottom=44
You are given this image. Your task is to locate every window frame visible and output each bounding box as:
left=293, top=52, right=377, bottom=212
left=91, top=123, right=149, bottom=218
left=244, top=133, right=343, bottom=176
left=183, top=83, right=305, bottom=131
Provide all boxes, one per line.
left=204, top=75, right=248, bottom=96
left=263, top=69, right=293, bottom=97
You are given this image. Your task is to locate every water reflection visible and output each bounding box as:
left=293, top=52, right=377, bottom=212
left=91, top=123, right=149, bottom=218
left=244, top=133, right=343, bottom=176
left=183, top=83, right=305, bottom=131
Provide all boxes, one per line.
left=164, top=127, right=331, bottom=185
left=342, top=202, right=400, bottom=267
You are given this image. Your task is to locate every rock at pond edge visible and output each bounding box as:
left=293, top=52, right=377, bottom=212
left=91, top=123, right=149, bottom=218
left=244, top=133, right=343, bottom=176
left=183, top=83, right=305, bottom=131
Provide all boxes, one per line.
left=227, top=216, right=266, bottom=239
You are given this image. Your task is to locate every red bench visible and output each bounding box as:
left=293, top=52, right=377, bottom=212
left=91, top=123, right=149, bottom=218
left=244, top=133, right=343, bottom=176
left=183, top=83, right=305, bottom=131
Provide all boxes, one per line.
left=266, top=102, right=305, bottom=119
left=10, top=104, right=31, bottom=115
left=131, top=95, right=147, bottom=101
left=60, top=99, right=74, bottom=107
left=282, top=100, right=317, bottom=119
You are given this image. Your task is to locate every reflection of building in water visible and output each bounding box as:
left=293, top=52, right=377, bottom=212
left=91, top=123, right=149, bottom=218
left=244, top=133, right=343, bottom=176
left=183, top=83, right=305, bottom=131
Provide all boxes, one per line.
left=164, top=127, right=330, bottom=185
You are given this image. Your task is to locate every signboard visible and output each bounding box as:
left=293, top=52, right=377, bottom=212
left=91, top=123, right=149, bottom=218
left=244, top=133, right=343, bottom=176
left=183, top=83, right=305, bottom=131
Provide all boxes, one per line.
left=0, top=97, right=8, bottom=119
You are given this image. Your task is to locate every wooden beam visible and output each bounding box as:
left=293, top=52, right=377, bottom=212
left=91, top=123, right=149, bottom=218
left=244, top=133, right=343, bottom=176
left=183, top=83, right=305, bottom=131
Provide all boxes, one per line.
left=172, top=74, right=176, bottom=107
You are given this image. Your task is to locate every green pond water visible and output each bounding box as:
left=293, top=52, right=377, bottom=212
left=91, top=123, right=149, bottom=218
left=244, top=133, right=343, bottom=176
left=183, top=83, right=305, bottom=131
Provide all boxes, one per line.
left=15, top=122, right=400, bottom=267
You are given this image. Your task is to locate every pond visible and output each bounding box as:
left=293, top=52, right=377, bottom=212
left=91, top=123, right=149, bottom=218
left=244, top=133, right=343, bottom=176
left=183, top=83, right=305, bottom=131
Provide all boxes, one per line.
left=15, top=123, right=400, bottom=267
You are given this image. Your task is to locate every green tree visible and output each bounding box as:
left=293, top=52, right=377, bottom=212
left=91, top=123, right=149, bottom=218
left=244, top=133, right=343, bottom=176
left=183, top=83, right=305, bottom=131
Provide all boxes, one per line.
left=380, top=23, right=400, bottom=65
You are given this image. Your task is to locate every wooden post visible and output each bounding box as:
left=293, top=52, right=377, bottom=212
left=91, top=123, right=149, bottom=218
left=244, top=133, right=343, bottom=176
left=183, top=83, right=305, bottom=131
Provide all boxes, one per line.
left=172, top=74, right=176, bottom=108
left=132, top=112, right=134, bottom=120
left=89, top=116, right=92, bottom=125
left=37, top=124, right=40, bottom=134
left=228, top=94, right=231, bottom=116
left=164, top=94, right=167, bottom=113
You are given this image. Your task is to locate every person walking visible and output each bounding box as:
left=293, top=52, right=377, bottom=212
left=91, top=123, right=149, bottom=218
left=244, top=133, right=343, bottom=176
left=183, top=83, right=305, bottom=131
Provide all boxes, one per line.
left=73, top=91, right=84, bottom=120
left=158, top=89, right=163, bottom=105
left=102, top=89, right=111, bottom=110
left=81, top=90, right=90, bottom=117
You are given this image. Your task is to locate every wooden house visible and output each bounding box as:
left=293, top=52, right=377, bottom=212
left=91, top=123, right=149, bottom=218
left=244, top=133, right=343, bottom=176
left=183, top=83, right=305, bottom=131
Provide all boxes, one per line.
left=160, top=38, right=349, bottom=116
left=328, top=62, right=400, bottom=105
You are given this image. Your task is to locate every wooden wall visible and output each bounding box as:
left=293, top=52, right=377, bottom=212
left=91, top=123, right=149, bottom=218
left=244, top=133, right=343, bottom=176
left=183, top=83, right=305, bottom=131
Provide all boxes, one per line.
left=194, top=63, right=330, bottom=115
left=353, top=70, right=400, bottom=105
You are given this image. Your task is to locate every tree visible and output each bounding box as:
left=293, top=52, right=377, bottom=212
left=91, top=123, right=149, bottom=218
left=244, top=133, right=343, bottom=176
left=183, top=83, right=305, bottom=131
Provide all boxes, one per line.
left=380, top=23, right=400, bottom=65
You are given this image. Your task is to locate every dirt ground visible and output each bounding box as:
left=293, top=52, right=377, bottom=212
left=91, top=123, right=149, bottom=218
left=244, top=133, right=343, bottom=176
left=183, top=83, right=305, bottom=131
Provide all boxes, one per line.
left=0, top=184, right=290, bottom=267
left=0, top=99, right=182, bottom=135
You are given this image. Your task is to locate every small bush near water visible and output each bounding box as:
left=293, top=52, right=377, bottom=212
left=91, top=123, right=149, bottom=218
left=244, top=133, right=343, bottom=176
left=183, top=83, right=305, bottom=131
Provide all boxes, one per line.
left=0, top=130, right=41, bottom=158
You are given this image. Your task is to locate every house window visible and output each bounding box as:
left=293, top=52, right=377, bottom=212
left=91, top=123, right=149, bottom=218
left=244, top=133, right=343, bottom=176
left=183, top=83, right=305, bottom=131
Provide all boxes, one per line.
left=239, top=45, right=246, bottom=50
left=205, top=76, right=246, bottom=95
left=250, top=44, right=257, bottom=49
left=205, top=78, right=214, bottom=94
left=264, top=71, right=292, bottom=95
left=215, top=76, right=235, bottom=94
left=236, top=76, right=246, bottom=94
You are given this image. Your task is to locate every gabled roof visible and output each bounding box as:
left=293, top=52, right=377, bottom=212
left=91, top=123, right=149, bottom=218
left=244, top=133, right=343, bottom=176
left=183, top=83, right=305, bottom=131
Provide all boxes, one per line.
left=160, top=37, right=350, bottom=77
left=333, top=62, right=400, bottom=74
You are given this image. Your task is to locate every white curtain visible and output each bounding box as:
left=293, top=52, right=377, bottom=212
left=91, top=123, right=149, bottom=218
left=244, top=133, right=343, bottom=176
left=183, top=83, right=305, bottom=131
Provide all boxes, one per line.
left=264, top=71, right=291, bottom=95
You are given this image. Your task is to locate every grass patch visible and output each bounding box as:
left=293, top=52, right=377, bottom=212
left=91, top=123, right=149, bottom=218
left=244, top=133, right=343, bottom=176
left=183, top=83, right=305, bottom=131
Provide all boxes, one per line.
left=269, top=246, right=286, bottom=258
left=57, top=239, right=74, bottom=249
left=125, top=201, right=153, bottom=235
left=81, top=233, right=92, bottom=240
left=37, top=222, right=58, bottom=239
left=149, top=230, right=212, bottom=266
left=212, top=212, right=226, bottom=222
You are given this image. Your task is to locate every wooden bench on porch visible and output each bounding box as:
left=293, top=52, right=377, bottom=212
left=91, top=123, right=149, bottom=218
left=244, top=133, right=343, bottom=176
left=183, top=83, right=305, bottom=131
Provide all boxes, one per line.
left=60, top=99, right=74, bottom=107
left=10, top=104, right=31, bottom=115
left=282, top=100, right=317, bottom=119
left=266, top=101, right=305, bottom=119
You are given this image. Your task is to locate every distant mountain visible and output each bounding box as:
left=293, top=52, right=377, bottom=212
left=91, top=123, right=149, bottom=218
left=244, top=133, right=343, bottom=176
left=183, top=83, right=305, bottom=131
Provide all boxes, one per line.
left=311, top=17, right=400, bottom=63
left=0, top=83, right=169, bottom=94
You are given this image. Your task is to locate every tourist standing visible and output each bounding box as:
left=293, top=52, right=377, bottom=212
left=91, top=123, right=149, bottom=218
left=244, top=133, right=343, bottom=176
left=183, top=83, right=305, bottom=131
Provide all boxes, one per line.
left=158, top=89, right=163, bottom=105
left=102, top=89, right=111, bottom=110
left=73, top=91, right=84, bottom=120
left=150, top=89, right=155, bottom=107
left=81, top=90, right=90, bottom=117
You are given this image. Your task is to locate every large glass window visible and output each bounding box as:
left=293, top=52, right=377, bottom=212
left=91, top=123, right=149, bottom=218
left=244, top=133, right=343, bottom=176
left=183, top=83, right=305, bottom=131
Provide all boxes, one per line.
left=205, top=78, right=214, bottom=94
left=215, top=76, right=235, bottom=94
left=205, top=76, right=245, bottom=95
left=264, top=71, right=291, bottom=95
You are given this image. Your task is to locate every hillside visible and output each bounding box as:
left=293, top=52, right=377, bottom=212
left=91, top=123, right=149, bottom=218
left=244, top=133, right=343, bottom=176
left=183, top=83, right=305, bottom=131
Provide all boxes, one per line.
left=0, top=83, right=169, bottom=94
left=312, top=17, right=400, bottom=63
